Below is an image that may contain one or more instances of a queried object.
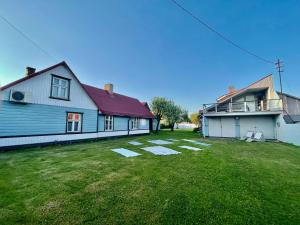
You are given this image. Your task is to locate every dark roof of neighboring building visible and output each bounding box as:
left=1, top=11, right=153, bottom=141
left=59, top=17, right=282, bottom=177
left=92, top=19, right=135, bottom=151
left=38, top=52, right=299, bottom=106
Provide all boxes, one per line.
left=277, top=91, right=300, bottom=101
left=1, top=62, right=154, bottom=118
left=82, top=84, right=154, bottom=118
left=283, top=115, right=300, bottom=123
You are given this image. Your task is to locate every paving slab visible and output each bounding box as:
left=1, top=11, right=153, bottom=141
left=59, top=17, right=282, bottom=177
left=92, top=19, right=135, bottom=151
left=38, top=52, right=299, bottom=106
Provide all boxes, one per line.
left=167, top=138, right=179, bottom=142
left=178, top=145, right=202, bottom=151
left=147, top=140, right=173, bottom=145
left=128, top=141, right=143, bottom=146
left=141, top=146, right=181, bottom=155
left=112, top=148, right=141, bottom=157
left=182, top=139, right=211, bottom=146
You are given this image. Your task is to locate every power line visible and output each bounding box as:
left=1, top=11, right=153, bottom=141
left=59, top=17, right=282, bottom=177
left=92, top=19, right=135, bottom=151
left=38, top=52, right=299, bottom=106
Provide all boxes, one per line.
left=169, top=0, right=274, bottom=64
left=0, top=14, right=56, bottom=61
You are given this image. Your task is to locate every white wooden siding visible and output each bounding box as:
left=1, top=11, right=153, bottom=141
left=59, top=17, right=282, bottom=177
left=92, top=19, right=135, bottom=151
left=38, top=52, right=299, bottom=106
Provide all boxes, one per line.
left=1, top=65, right=97, bottom=110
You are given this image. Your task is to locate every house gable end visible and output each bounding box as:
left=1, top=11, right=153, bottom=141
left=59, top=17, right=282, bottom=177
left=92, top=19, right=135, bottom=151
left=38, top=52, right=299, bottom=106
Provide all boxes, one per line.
left=1, top=63, right=97, bottom=110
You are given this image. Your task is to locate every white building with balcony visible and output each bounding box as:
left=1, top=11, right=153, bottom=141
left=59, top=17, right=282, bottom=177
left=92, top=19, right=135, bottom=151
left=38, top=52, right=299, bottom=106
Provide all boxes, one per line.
left=202, top=74, right=300, bottom=145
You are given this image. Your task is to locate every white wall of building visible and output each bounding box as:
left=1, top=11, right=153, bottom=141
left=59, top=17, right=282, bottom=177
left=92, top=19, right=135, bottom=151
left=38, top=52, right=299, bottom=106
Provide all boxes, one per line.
left=0, top=130, right=150, bottom=148
left=1, top=65, right=97, bottom=110
left=276, top=115, right=300, bottom=146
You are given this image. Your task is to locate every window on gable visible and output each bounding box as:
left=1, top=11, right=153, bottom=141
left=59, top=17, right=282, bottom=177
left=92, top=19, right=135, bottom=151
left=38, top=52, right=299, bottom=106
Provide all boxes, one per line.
left=67, top=113, right=82, bottom=133
left=105, top=115, right=113, bottom=131
left=51, top=75, right=70, bottom=100
left=131, top=117, right=139, bottom=130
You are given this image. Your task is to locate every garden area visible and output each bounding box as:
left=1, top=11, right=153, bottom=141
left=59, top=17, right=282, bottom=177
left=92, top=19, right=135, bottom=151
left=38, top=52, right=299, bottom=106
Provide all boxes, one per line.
left=0, top=130, right=299, bottom=225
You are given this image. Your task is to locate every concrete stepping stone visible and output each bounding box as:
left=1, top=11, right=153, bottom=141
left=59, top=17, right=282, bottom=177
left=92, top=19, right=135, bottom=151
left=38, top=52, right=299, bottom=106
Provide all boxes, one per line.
left=179, top=145, right=202, bottom=151
left=182, top=139, right=211, bottom=146
left=148, top=140, right=173, bottom=145
left=128, top=141, right=143, bottom=146
left=167, top=138, right=179, bottom=141
left=112, top=148, right=141, bottom=157
left=141, top=146, right=181, bottom=155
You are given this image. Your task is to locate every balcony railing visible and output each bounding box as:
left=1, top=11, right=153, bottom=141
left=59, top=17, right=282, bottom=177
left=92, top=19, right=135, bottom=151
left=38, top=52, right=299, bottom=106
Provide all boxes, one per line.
left=203, top=99, right=282, bottom=114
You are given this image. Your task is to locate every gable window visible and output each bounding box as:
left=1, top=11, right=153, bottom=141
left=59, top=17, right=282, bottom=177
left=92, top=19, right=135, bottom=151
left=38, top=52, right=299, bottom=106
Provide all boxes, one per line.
left=67, top=113, right=82, bottom=133
left=105, top=115, right=113, bottom=131
left=51, top=75, right=70, bottom=100
left=131, top=117, right=139, bottom=130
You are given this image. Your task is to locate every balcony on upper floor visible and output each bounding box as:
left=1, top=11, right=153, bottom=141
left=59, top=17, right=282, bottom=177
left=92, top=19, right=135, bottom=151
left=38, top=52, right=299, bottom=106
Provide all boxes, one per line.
left=203, top=99, right=283, bottom=116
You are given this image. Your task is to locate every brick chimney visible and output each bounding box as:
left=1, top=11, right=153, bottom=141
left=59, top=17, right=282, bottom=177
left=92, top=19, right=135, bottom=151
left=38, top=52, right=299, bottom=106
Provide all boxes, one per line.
left=104, top=83, right=113, bottom=94
left=25, top=67, right=36, bottom=76
left=228, top=85, right=236, bottom=93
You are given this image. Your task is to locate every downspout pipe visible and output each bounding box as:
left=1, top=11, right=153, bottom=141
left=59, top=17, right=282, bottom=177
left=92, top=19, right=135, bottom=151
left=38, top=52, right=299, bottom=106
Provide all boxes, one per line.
left=128, top=118, right=130, bottom=136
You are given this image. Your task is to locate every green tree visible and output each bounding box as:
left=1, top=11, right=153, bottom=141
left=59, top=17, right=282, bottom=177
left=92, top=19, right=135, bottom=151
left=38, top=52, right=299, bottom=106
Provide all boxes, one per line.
left=179, top=109, right=190, bottom=123
left=164, top=101, right=183, bottom=131
left=190, top=112, right=200, bottom=127
left=150, top=97, right=169, bottom=132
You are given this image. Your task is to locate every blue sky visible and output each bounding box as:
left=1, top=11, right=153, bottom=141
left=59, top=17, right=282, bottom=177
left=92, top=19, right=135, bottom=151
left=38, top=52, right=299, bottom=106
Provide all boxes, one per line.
left=0, top=0, right=299, bottom=113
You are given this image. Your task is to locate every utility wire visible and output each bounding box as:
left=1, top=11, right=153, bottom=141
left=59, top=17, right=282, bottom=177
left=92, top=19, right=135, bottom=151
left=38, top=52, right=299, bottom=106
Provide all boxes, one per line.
left=0, top=14, right=56, bottom=61
left=170, top=0, right=274, bottom=64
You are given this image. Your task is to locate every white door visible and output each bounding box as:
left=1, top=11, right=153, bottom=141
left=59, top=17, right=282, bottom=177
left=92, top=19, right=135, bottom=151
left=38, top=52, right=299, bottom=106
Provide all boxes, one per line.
left=220, top=117, right=236, bottom=137
left=208, top=117, right=221, bottom=137
left=240, top=116, right=275, bottom=139
left=208, top=117, right=236, bottom=137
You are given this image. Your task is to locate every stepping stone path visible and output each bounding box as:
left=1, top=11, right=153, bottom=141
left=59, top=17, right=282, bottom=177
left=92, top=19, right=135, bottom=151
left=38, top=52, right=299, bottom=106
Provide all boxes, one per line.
left=167, top=138, right=179, bottom=142
left=141, top=146, right=181, bottom=155
left=178, top=145, right=202, bottom=151
left=112, top=148, right=141, bottom=157
left=148, top=140, right=173, bottom=145
left=128, top=141, right=143, bottom=146
left=182, top=139, right=211, bottom=146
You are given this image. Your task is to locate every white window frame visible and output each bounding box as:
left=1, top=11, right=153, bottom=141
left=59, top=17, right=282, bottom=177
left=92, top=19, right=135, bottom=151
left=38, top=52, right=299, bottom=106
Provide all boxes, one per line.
left=131, top=117, right=139, bottom=130
left=67, top=113, right=82, bottom=133
left=51, top=75, right=70, bottom=100
left=105, top=115, right=114, bottom=131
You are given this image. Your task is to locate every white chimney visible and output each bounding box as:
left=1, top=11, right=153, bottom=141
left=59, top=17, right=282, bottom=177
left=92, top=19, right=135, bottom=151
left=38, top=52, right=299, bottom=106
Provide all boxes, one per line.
left=104, top=83, right=113, bottom=94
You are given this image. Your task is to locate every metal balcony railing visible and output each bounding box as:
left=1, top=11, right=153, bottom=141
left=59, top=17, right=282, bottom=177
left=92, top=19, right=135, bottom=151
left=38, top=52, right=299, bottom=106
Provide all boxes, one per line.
left=203, top=99, right=282, bottom=114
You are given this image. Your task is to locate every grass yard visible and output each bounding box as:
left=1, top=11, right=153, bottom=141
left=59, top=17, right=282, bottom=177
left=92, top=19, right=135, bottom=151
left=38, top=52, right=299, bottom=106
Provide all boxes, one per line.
left=0, top=130, right=300, bottom=225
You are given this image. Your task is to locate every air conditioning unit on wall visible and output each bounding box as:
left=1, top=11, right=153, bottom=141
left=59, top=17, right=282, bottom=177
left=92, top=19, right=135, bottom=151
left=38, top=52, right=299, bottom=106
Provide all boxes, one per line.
left=9, top=90, right=31, bottom=103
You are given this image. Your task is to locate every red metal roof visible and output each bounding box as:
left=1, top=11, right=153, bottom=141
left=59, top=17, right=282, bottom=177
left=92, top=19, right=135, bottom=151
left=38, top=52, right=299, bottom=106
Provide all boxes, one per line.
left=82, top=84, right=154, bottom=118
left=1, top=62, right=153, bottom=118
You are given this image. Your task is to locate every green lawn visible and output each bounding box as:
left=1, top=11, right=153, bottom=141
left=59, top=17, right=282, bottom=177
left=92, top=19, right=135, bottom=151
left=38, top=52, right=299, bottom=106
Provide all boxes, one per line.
left=0, top=130, right=299, bottom=225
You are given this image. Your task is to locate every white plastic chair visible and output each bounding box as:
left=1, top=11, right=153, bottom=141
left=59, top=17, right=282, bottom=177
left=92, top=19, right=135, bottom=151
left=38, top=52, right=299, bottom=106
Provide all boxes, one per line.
left=241, top=131, right=254, bottom=141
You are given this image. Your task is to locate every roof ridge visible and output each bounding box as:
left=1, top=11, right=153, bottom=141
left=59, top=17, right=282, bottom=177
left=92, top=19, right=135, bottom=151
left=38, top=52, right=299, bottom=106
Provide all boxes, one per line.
left=82, top=83, right=140, bottom=101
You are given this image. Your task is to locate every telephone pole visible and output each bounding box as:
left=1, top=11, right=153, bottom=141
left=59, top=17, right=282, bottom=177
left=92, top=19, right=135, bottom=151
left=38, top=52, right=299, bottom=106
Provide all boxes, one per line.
left=275, top=59, right=284, bottom=96
left=275, top=59, right=284, bottom=110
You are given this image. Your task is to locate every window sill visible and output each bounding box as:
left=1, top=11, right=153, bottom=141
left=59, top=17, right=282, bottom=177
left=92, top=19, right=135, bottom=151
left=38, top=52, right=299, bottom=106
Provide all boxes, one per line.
left=66, top=131, right=82, bottom=134
left=49, top=96, right=70, bottom=101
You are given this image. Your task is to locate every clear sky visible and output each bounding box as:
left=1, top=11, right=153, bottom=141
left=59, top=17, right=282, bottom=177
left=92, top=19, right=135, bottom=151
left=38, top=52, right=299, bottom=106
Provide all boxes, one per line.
left=0, top=0, right=299, bottom=113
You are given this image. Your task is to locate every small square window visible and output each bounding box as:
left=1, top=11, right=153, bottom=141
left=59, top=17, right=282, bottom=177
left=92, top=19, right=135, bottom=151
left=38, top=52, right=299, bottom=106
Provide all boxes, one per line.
left=51, top=75, right=70, bottom=100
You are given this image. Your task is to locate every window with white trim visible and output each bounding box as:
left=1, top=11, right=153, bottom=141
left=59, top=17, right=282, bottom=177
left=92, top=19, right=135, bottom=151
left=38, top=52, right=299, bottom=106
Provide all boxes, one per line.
left=105, top=115, right=113, bottom=131
left=67, top=113, right=82, bottom=133
left=51, top=76, right=70, bottom=100
left=131, top=117, right=139, bottom=130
